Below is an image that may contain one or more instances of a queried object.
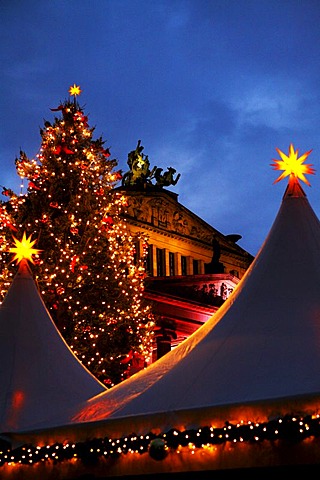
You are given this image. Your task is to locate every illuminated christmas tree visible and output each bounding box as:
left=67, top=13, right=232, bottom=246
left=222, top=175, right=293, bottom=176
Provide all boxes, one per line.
left=0, top=85, right=155, bottom=386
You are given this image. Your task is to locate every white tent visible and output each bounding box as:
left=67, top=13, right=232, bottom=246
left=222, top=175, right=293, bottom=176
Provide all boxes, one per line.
left=4, top=168, right=320, bottom=477
left=61, top=179, right=320, bottom=428
left=0, top=259, right=105, bottom=433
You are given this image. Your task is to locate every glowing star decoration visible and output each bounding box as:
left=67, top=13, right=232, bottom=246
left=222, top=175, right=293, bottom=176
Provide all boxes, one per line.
left=9, top=232, right=41, bottom=264
left=69, top=84, right=82, bottom=97
left=271, top=144, right=315, bottom=186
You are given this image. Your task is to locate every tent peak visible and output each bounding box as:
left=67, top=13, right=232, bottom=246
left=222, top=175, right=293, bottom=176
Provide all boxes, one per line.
left=16, top=258, right=33, bottom=277
left=283, top=176, right=307, bottom=199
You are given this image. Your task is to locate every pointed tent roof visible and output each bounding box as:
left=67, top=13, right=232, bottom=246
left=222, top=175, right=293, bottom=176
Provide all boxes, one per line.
left=0, top=259, right=105, bottom=433
left=5, top=145, right=320, bottom=477
left=54, top=149, right=320, bottom=429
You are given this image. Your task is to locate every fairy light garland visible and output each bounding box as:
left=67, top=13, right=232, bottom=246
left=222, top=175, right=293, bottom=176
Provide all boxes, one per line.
left=0, top=412, right=319, bottom=468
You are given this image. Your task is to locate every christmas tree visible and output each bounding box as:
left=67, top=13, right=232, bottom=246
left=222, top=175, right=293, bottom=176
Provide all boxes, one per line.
left=0, top=85, right=155, bottom=386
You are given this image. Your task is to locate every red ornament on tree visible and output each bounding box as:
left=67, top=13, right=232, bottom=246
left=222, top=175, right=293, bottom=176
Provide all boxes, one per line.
left=70, top=255, right=79, bottom=272
left=28, top=181, right=40, bottom=190
left=102, top=216, right=114, bottom=229
left=53, top=143, right=74, bottom=155
left=50, top=104, right=65, bottom=112
left=102, top=148, right=111, bottom=157
left=40, top=214, right=49, bottom=223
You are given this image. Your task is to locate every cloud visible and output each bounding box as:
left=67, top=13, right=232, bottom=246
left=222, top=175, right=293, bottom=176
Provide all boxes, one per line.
left=232, top=77, right=313, bottom=131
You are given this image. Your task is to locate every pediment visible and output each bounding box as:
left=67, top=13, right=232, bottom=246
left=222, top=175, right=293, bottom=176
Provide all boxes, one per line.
left=123, top=188, right=215, bottom=244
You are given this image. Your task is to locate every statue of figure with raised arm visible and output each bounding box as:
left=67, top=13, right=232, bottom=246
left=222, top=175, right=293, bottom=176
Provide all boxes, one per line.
left=122, top=140, right=181, bottom=189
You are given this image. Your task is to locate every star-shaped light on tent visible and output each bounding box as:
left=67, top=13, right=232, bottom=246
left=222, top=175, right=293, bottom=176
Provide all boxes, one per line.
left=9, top=232, right=41, bottom=264
left=271, top=143, right=315, bottom=186
left=69, top=84, right=82, bottom=97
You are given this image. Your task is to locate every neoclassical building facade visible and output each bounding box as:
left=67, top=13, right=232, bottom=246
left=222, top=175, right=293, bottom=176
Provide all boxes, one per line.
left=115, top=141, right=254, bottom=362
left=116, top=183, right=253, bottom=361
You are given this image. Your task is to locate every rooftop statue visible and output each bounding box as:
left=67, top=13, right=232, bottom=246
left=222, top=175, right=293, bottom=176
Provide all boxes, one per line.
left=121, top=140, right=180, bottom=188
left=122, top=140, right=156, bottom=186
left=154, top=166, right=180, bottom=187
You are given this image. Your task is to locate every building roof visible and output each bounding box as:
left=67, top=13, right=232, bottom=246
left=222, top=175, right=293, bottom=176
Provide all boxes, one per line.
left=0, top=259, right=105, bottom=433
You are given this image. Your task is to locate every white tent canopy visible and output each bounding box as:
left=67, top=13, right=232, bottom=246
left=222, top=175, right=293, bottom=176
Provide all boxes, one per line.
left=59, top=179, right=320, bottom=428
left=4, top=160, right=320, bottom=476
left=0, top=259, right=105, bottom=433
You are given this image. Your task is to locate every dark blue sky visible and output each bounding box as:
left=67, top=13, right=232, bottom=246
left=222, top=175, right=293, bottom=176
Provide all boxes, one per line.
left=2, top=0, right=320, bottom=255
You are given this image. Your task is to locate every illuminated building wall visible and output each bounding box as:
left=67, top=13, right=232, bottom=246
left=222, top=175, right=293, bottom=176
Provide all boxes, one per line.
left=116, top=185, right=254, bottom=358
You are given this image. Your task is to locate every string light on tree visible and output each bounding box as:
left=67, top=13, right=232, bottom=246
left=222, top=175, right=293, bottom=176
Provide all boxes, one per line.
left=0, top=85, right=155, bottom=386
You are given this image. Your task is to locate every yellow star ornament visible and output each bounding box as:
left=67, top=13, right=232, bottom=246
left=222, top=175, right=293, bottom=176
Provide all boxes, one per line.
left=69, top=84, right=82, bottom=97
left=271, top=144, right=315, bottom=186
left=9, top=232, right=41, bottom=264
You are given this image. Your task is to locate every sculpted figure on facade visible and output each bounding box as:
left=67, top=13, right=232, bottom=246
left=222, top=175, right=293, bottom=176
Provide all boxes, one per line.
left=148, top=198, right=171, bottom=228
left=173, top=210, right=188, bottom=234
left=126, top=196, right=150, bottom=222
left=190, top=225, right=213, bottom=243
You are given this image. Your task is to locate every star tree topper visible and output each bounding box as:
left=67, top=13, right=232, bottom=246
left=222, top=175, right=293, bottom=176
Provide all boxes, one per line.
left=9, top=232, right=41, bottom=264
left=69, top=84, right=82, bottom=97
left=271, top=143, right=315, bottom=186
